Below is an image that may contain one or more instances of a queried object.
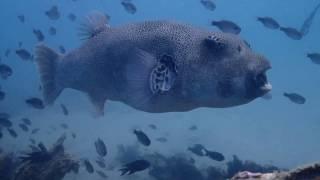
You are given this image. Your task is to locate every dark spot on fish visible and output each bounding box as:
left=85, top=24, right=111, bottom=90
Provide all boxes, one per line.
left=25, top=98, right=45, bottom=109
left=133, top=129, right=151, bottom=146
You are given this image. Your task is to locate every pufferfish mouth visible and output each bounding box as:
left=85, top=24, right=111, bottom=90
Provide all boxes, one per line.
left=254, top=71, right=272, bottom=93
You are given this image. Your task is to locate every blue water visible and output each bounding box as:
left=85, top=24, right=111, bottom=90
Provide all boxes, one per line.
left=1, top=0, right=320, bottom=179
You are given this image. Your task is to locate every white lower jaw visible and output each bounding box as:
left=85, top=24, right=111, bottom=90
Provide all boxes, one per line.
left=260, top=82, right=272, bottom=91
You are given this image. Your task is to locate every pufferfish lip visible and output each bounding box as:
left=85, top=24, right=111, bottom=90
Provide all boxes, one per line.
left=255, top=71, right=272, bottom=92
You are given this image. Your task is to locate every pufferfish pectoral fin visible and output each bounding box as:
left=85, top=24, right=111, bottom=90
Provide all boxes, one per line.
left=125, top=49, right=178, bottom=108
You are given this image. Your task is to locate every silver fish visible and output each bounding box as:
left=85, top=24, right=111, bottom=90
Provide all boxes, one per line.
left=211, top=20, right=241, bottom=34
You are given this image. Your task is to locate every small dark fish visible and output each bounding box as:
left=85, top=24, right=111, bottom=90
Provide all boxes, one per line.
left=204, top=149, right=225, bottom=161
left=279, top=27, right=303, bottom=40
left=18, top=41, right=23, bottom=48
left=94, top=138, right=107, bottom=157
left=0, top=64, right=13, bottom=79
left=71, top=132, right=76, bottom=139
left=83, top=159, right=94, bottom=173
left=31, top=128, right=40, bottom=134
left=59, top=46, right=66, bottom=54
left=96, top=170, right=108, bottom=179
left=211, top=20, right=241, bottom=35
left=7, top=128, right=17, bottom=138
left=121, top=0, right=137, bottom=14
left=0, top=90, right=5, bottom=101
left=29, top=138, right=36, bottom=145
left=17, top=15, right=25, bottom=23
left=155, top=137, right=167, bottom=143
left=5, top=49, right=10, bottom=57
left=0, top=131, right=2, bottom=139
left=200, top=0, right=216, bottom=11
left=0, top=117, right=12, bottom=127
left=119, top=160, right=150, bottom=176
left=45, top=6, right=60, bottom=20
left=49, top=27, right=57, bottom=36
left=307, top=53, right=320, bottom=65
left=19, top=123, right=29, bottom=132
left=300, top=3, right=320, bottom=36
left=283, top=92, right=306, bottom=104
left=188, top=144, right=206, bottom=157
left=133, top=129, right=151, bottom=146
left=33, top=29, right=45, bottom=42
left=60, top=123, right=69, bottom=129
left=22, top=118, right=32, bottom=126
left=189, top=125, right=198, bottom=131
left=25, top=98, right=45, bottom=109
left=16, top=49, right=32, bottom=60
left=257, top=17, right=280, bottom=29
left=148, top=124, right=157, bottom=130
left=68, top=13, right=77, bottom=22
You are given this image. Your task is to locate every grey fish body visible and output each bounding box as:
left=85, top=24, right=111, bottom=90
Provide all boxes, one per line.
left=35, top=17, right=271, bottom=115
left=134, top=129, right=151, bottom=146
left=120, top=160, right=150, bottom=176
left=280, top=27, right=303, bottom=40
left=211, top=20, right=241, bottom=34
left=257, top=17, right=280, bottom=29
left=121, top=1, right=137, bottom=14
left=33, top=29, right=45, bottom=42
left=83, top=159, right=94, bottom=173
left=200, top=0, right=216, bottom=11
left=16, top=49, right=32, bottom=61
left=283, top=92, right=306, bottom=104
left=94, top=138, right=107, bottom=157
left=307, top=53, right=320, bottom=64
left=49, top=27, right=57, bottom=36
left=0, top=64, right=13, bottom=79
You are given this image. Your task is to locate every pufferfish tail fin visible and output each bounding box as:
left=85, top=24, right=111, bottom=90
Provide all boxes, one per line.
left=35, top=44, right=64, bottom=105
left=78, top=11, right=110, bottom=40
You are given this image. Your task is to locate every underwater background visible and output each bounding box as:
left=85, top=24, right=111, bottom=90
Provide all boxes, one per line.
left=1, top=0, right=320, bottom=179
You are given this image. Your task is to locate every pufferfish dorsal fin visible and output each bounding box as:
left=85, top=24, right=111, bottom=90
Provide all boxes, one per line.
left=204, top=35, right=227, bottom=51
left=125, top=49, right=178, bottom=108
left=78, top=11, right=110, bottom=40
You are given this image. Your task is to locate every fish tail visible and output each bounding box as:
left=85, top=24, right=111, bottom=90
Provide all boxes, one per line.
left=35, top=44, right=63, bottom=105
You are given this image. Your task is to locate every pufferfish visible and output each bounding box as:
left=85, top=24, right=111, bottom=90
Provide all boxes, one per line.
left=35, top=12, right=272, bottom=116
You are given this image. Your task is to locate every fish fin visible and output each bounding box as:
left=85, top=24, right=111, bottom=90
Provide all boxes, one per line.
left=125, top=49, right=178, bottom=108
left=35, top=44, right=63, bottom=105
left=78, top=11, right=110, bottom=40
left=88, top=93, right=107, bottom=117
